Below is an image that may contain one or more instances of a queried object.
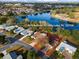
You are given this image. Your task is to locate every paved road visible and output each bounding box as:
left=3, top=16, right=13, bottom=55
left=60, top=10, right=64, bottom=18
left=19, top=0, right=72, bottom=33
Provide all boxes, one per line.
left=0, top=40, right=36, bottom=52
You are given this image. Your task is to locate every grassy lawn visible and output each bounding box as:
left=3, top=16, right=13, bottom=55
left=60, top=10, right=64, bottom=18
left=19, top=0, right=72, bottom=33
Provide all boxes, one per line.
left=51, top=7, right=79, bottom=23
left=4, top=31, right=15, bottom=37
left=56, top=29, right=79, bottom=46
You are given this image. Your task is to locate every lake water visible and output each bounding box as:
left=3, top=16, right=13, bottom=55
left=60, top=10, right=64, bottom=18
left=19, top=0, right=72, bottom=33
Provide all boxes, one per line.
left=16, top=13, right=79, bottom=30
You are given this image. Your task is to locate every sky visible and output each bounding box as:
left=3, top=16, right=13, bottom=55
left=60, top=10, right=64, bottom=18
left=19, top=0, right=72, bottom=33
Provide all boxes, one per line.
left=0, top=0, right=79, bottom=2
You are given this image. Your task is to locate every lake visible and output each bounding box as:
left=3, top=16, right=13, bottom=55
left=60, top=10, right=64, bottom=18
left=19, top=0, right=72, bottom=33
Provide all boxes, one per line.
left=16, top=12, right=79, bottom=30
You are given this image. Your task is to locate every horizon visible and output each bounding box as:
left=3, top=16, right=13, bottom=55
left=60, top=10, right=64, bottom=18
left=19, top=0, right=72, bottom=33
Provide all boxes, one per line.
left=0, top=0, right=79, bottom=3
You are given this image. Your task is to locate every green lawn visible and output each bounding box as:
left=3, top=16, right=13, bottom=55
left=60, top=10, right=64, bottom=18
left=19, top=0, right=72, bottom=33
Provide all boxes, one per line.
left=56, top=29, right=79, bottom=45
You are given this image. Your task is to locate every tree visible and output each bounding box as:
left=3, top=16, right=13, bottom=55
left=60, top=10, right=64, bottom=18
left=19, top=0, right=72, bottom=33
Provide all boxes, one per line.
left=7, top=11, right=15, bottom=16
left=73, top=49, right=79, bottom=59
left=0, top=16, right=8, bottom=24
left=27, top=51, right=36, bottom=59
left=21, top=12, right=27, bottom=15
left=0, top=54, right=3, bottom=59
left=50, top=51, right=64, bottom=59
left=0, top=35, right=6, bottom=44
left=22, top=51, right=28, bottom=59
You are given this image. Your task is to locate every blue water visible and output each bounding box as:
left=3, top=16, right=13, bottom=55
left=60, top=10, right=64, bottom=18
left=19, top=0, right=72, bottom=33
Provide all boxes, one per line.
left=16, top=13, right=79, bottom=30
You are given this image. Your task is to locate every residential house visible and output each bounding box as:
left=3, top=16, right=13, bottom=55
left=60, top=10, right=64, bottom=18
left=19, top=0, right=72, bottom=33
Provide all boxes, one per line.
left=20, top=29, right=33, bottom=36
left=5, top=26, right=16, bottom=31
left=14, top=27, right=24, bottom=34
left=3, top=52, right=23, bottom=59
left=56, top=41, right=77, bottom=54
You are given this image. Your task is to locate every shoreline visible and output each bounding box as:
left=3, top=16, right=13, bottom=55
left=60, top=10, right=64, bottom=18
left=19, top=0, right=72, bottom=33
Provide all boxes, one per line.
left=51, top=14, right=79, bottom=23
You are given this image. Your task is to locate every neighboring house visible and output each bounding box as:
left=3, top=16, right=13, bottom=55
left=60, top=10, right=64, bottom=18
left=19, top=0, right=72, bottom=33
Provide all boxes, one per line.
left=0, top=24, right=17, bottom=31
left=33, top=32, right=47, bottom=43
left=5, top=26, right=16, bottom=31
left=20, top=30, right=28, bottom=35
left=14, top=27, right=24, bottom=34
left=56, top=41, right=77, bottom=54
left=56, top=41, right=77, bottom=59
left=20, top=29, right=33, bottom=36
left=0, top=25, right=4, bottom=29
left=3, top=52, right=23, bottom=59
left=0, top=24, right=6, bottom=29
